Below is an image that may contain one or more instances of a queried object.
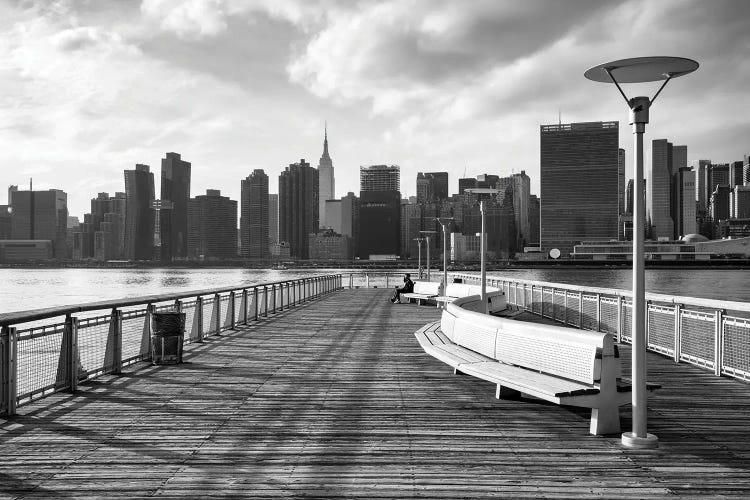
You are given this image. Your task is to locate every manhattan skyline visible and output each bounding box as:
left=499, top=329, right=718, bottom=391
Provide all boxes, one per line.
left=1, top=0, right=749, bottom=218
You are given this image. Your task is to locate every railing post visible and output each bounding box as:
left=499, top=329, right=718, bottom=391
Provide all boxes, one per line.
left=229, top=291, right=236, bottom=330
left=715, top=309, right=725, bottom=376
left=564, top=289, right=569, bottom=325
left=1, top=326, right=18, bottom=416
left=264, top=286, right=269, bottom=317
left=674, top=304, right=682, bottom=363
left=214, top=293, right=221, bottom=334
left=111, top=308, right=123, bottom=375
left=365, top=274, right=369, bottom=289
left=254, top=287, right=259, bottom=321
left=65, top=314, right=79, bottom=392
left=196, top=297, right=204, bottom=341
left=280, top=283, right=284, bottom=311
left=349, top=273, right=353, bottom=289
left=578, top=291, right=583, bottom=328
left=242, top=289, right=249, bottom=325
left=596, top=293, right=601, bottom=332
left=271, top=285, right=277, bottom=313
left=617, top=295, right=623, bottom=343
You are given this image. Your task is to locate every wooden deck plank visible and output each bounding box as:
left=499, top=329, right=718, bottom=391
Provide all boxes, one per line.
left=1, top=289, right=750, bottom=497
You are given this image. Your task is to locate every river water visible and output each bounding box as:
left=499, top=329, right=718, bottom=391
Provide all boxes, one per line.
left=0, top=267, right=748, bottom=314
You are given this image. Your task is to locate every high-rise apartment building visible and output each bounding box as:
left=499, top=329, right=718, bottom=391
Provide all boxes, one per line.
left=673, top=167, right=696, bottom=238
left=625, top=179, right=634, bottom=215
left=0, top=205, right=10, bottom=239
left=618, top=149, right=625, bottom=215
left=648, top=139, right=675, bottom=239
left=672, top=145, right=687, bottom=171
left=268, top=194, right=279, bottom=245
left=496, top=171, right=531, bottom=247
left=528, top=195, right=540, bottom=246
left=359, top=165, right=400, bottom=259
left=187, top=189, right=237, bottom=259
left=10, top=189, right=68, bottom=258
left=416, top=172, right=449, bottom=203
left=730, top=160, right=745, bottom=189
left=744, top=154, right=750, bottom=185
left=540, top=121, right=619, bottom=256
left=693, top=159, right=712, bottom=214
left=710, top=163, right=730, bottom=191
left=732, top=186, right=750, bottom=219
left=240, top=169, right=269, bottom=260
left=317, top=125, right=335, bottom=229
left=360, top=165, right=400, bottom=192
left=91, top=192, right=127, bottom=260
left=124, top=164, right=155, bottom=261
left=160, top=152, right=191, bottom=262
left=711, top=185, right=731, bottom=221
left=458, top=177, right=476, bottom=195
left=279, top=159, right=319, bottom=259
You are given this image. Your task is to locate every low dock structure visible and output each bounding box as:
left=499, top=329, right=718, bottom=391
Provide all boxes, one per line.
left=2, top=288, right=750, bottom=497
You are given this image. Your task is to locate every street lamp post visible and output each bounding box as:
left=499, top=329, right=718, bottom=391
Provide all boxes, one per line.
left=435, top=217, right=455, bottom=292
left=419, top=231, right=437, bottom=281
left=585, top=56, right=698, bottom=449
left=463, top=188, right=499, bottom=314
left=413, top=237, right=425, bottom=279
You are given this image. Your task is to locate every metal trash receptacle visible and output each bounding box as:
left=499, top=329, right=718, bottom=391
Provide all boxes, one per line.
left=151, top=312, right=185, bottom=365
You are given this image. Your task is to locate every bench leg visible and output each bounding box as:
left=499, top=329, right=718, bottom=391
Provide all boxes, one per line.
left=496, top=384, right=521, bottom=400
left=590, top=405, right=621, bottom=435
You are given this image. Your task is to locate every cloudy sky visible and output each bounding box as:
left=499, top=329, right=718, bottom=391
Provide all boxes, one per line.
left=1, top=0, right=749, bottom=217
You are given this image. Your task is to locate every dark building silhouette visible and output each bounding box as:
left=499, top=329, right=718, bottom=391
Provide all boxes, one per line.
left=618, top=148, right=625, bottom=215
left=160, top=152, right=191, bottom=262
left=625, top=179, right=634, bottom=215
left=10, top=189, right=68, bottom=258
left=279, top=159, right=319, bottom=259
left=187, top=189, right=237, bottom=259
left=268, top=193, right=279, bottom=245
left=711, top=185, right=731, bottom=222
left=359, top=165, right=400, bottom=259
left=672, top=167, right=696, bottom=239
left=240, top=169, right=269, bottom=260
left=0, top=205, right=10, bottom=239
left=540, top=121, right=619, bottom=256
left=458, top=177, right=476, bottom=194
left=648, top=139, right=675, bottom=240
left=416, top=172, right=448, bottom=203
left=730, top=160, right=745, bottom=189
left=529, top=194, right=540, bottom=245
left=124, top=164, right=155, bottom=260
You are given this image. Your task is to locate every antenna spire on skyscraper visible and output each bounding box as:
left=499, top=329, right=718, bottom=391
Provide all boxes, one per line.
left=322, top=121, right=330, bottom=160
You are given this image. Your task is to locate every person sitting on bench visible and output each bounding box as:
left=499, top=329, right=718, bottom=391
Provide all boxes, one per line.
left=391, top=273, right=414, bottom=303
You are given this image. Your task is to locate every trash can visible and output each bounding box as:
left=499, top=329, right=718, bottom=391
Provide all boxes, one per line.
left=151, top=312, right=185, bottom=365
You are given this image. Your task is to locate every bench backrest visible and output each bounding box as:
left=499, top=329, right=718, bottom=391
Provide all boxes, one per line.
left=412, top=280, right=442, bottom=296
left=443, top=299, right=611, bottom=384
left=445, top=283, right=502, bottom=298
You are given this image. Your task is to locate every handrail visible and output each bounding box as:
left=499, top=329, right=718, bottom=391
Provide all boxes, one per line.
left=0, top=276, right=338, bottom=326
left=451, top=272, right=750, bottom=313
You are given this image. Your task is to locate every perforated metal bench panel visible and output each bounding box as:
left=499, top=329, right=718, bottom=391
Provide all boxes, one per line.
left=452, top=317, right=497, bottom=359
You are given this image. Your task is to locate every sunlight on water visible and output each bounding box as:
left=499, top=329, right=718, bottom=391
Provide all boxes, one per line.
left=1, top=267, right=748, bottom=314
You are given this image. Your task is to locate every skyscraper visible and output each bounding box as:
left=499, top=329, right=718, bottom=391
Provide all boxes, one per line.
left=91, top=192, right=127, bottom=260
left=693, top=159, right=712, bottom=214
left=730, top=160, right=745, bottom=189
left=268, top=194, right=279, bottom=245
left=240, top=169, right=269, bottom=259
left=618, top=148, right=625, bottom=215
left=540, top=121, right=619, bottom=256
left=673, top=167, right=696, bottom=238
left=416, top=172, right=449, bottom=203
left=124, top=164, right=155, bottom=261
left=10, top=189, right=68, bottom=258
left=360, top=165, right=400, bottom=191
left=648, top=139, right=675, bottom=240
left=458, top=177, right=477, bottom=195
left=187, top=190, right=237, bottom=259
left=496, top=171, right=531, bottom=247
left=160, top=152, right=191, bottom=262
left=359, top=165, right=400, bottom=259
left=318, top=124, right=335, bottom=229
left=625, top=179, right=634, bottom=215
left=279, top=159, right=319, bottom=259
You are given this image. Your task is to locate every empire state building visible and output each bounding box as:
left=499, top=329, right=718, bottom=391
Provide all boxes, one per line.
left=318, top=124, right=335, bottom=228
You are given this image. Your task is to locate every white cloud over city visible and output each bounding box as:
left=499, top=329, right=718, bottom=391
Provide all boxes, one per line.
left=1, top=0, right=748, bottom=217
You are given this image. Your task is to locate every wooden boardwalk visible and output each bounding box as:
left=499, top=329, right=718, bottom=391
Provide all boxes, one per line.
left=2, top=289, right=750, bottom=498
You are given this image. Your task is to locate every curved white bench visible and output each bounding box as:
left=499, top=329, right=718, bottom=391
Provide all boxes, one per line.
left=434, top=283, right=507, bottom=313
left=399, top=280, right=442, bottom=305
left=414, top=295, right=659, bottom=435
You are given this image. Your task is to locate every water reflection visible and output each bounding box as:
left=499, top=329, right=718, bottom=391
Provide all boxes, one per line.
left=1, top=267, right=748, bottom=314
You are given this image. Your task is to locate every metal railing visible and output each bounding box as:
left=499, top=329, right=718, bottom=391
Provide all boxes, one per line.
left=451, top=272, right=750, bottom=383
left=344, top=271, right=438, bottom=289
left=0, top=274, right=342, bottom=416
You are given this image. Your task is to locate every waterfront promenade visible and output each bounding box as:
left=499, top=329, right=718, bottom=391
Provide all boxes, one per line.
left=2, top=289, right=750, bottom=497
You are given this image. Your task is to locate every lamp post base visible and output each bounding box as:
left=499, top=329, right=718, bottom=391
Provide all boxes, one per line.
left=621, top=431, right=659, bottom=449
